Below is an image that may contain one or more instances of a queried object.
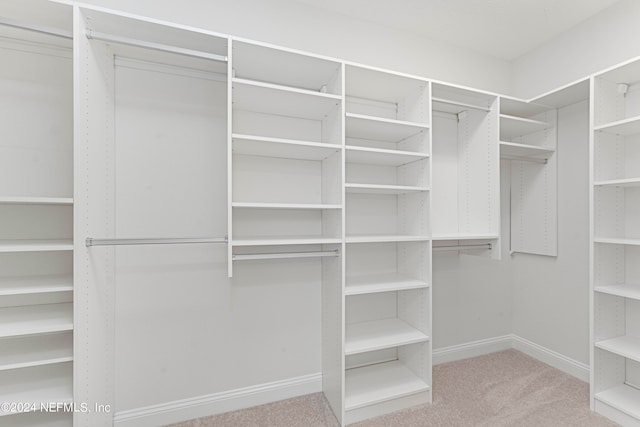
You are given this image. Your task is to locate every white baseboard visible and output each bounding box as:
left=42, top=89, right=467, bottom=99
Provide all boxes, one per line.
left=433, top=335, right=513, bottom=365
left=511, top=335, right=590, bottom=382
left=113, top=372, right=322, bottom=427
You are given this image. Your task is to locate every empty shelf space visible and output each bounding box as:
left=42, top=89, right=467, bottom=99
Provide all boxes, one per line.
left=595, top=284, right=640, bottom=300
left=345, top=360, right=430, bottom=411
left=232, top=202, right=341, bottom=210
left=345, top=146, right=428, bottom=166
left=595, top=336, right=640, bottom=363
left=0, top=240, right=73, bottom=253
left=500, top=114, right=551, bottom=139
left=0, top=275, right=73, bottom=297
left=345, top=183, right=429, bottom=195
left=346, top=113, right=428, bottom=143
left=594, top=237, right=640, bottom=246
left=0, top=197, right=73, bottom=205
left=499, top=141, right=554, bottom=158
left=233, top=78, right=341, bottom=120
left=431, top=97, right=491, bottom=114
left=0, top=304, right=73, bottom=338
left=0, top=334, right=73, bottom=371
left=346, top=318, right=429, bottom=355
left=595, top=115, right=640, bottom=136
left=594, top=178, right=640, bottom=187
left=433, top=234, right=498, bottom=241
left=346, top=235, right=430, bottom=244
left=232, top=236, right=342, bottom=246
left=345, top=273, right=429, bottom=295
left=232, top=134, right=341, bottom=161
left=595, top=384, right=640, bottom=421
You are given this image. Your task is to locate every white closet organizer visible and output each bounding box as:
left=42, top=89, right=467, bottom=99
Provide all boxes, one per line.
left=0, top=1, right=73, bottom=425
left=431, top=83, right=500, bottom=257
left=592, top=58, right=640, bottom=425
left=228, top=40, right=343, bottom=276
left=499, top=97, right=558, bottom=256
left=342, top=65, right=431, bottom=424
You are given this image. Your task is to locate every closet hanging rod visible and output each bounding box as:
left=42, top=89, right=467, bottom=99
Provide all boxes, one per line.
left=232, top=250, right=339, bottom=261
left=433, top=243, right=492, bottom=252
left=85, top=30, right=228, bottom=63
left=86, top=237, right=228, bottom=247
left=0, top=17, right=72, bottom=39
left=502, top=155, right=547, bottom=165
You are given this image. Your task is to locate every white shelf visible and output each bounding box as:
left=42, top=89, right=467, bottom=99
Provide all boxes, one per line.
left=499, top=141, right=554, bottom=158
left=7, top=412, right=72, bottom=427
left=0, top=304, right=73, bottom=338
left=500, top=114, right=551, bottom=139
left=431, top=97, right=490, bottom=114
left=346, top=235, right=430, bottom=244
left=232, top=236, right=342, bottom=246
left=345, top=318, right=429, bottom=355
left=433, top=234, right=498, bottom=241
left=345, top=113, right=428, bottom=143
left=594, top=237, right=640, bottom=246
left=233, top=78, right=341, bottom=121
left=232, top=202, right=341, bottom=210
left=232, top=134, right=341, bottom=161
left=0, top=240, right=73, bottom=253
left=0, top=363, right=72, bottom=416
left=595, top=336, right=640, bottom=363
left=595, top=384, right=640, bottom=421
left=345, top=360, right=430, bottom=411
left=594, top=178, right=640, bottom=188
left=0, top=334, right=73, bottom=371
left=345, top=145, right=428, bottom=166
left=595, top=284, right=640, bottom=300
left=595, top=116, right=640, bottom=136
left=345, top=183, right=429, bottom=195
left=0, top=197, right=73, bottom=205
left=345, top=273, right=428, bottom=296
left=0, top=275, right=73, bottom=297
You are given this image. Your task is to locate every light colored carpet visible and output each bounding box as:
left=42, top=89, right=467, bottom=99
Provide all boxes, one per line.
left=166, top=349, right=617, bottom=427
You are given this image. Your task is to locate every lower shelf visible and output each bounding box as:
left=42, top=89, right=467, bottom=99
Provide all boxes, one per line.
left=345, top=360, right=430, bottom=411
left=9, top=411, right=72, bottom=427
left=595, top=384, right=640, bottom=421
left=0, top=333, right=73, bottom=371
left=345, top=318, right=429, bottom=355
left=0, top=303, right=73, bottom=338
left=595, top=336, right=640, bottom=363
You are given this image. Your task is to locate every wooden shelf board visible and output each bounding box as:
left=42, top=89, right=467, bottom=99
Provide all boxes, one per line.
left=233, top=78, right=341, bottom=120
left=232, top=134, right=340, bottom=161
left=232, top=202, right=341, bottom=210
left=346, top=235, right=430, bottom=244
left=0, top=197, right=73, bottom=205
left=345, top=183, right=429, bottom=195
left=0, top=303, right=73, bottom=338
left=0, top=240, right=73, bottom=253
left=500, top=114, right=551, bottom=139
left=499, top=141, right=554, bottom=158
left=594, top=237, right=640, bottom=246
left=345, top=318, right=429, bottom=355
left=432, top=234, right=498, bottom=241
left=432, top=97, right=490, bottom=114
left=595, top=284, right=640, bottom=300
left=595, top=384, right=640, bottom=421
left=345, top=113, right=428, bottom=143
left=594, top=178, right=640, bottom=188
left=232, top=236, right=341, bottom=246
left=595, top=336, right=640, bottom=363
left=346, top=273, right=429, bottom=295
left=595, top=115, right=640, bottom=136
left=345, top=145, right=428, bottom=166
left=0, top=275, right=73, bottom=297
left=345, top=360, right=430, bottom=411
left=0, top=334, right=73, bottom=371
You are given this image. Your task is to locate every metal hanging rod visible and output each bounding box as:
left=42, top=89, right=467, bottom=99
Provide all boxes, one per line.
left=502, top=155, right=547, bottom=165
left=433, top=243, right=492, bottom=252
left=232, top=250, right=339, bottom=261
left=86, top=237, right=227, bottom=247
left=86, top=30, right=228, bottom=63
left=0, top=17, right=72, bottom=39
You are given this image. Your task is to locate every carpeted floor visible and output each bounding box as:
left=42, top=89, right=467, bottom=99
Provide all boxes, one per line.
left=166, top=349, right=617, bottom=427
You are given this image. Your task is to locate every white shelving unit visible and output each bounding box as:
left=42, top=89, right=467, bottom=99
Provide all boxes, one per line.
left=343, top=64, right=431, bottom=424
left=591, top=57, right=640, bottom=426
left=0, top=1, right=74, bottom=425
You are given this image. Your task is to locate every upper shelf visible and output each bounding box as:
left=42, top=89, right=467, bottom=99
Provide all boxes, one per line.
left=595, top=284, right=640, bottom=301
left=346, top=235, right=430, bottom=244
left=431, top=97, right=491, bottom=114
left=346, top=113, right=428, bottom=143
left=345, top=183, right=429, bottom=195
left=594, top=115, right=640, bottom=136
left=594, top=237, right=640, bottom=246
left=345, top=146, right=428, bottom=166
left=594, top=178, right=640, bottom=188
left=499, top=141, right=555, bottom=158
left=500, top=114, right=551, bottom=139
left=432, top=234, right=499, bottom=241
left=232, top=236, right=342, bottom=246
left=232, top=134, right=340, bottom=161
left=0, top=197, right=73, bottom=205
left=232, top=202, right=341, bottom=210
left=345, top=65, right=428, bottom=105
left=233, top=78, right=341, bottom=121
left=0, top=240, right=73, bottom=253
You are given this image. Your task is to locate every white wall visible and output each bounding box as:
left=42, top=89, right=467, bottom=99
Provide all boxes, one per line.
left=512, top=0, right=640, bottom=99
left=77, top=0, right=511, bottom=94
